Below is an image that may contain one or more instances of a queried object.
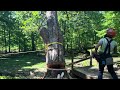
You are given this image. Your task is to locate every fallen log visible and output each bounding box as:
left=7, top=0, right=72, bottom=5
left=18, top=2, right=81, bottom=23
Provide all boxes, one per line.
left=68, top=56, right=92, bottom=66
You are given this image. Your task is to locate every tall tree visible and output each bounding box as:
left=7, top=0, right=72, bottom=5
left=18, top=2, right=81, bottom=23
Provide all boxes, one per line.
left=39, top=11, right=69, bottom=79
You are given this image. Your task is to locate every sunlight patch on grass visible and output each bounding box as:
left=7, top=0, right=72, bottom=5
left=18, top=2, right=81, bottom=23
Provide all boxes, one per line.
left=0, top=76, right=20, bottom=79
left=18, top=69, right=23, bottom=71
left=0, top=58, right=10, bottom=60
left=65, top=57, right=99, bottom=67
left=79, top=59, right=98, bottom=67
left=15, top=60, right=19, bottom=61
left=22, top=62, right=46, bottom=69
left=26, top=62, right=31, bottom=64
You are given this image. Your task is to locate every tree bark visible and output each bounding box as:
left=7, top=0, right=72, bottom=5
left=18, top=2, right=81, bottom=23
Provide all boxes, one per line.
left=8, top=29, right=11, bottom=53
left=23, top=37, right=26, bottom=52
left=18, top=37, right=20, bottom=52
left=4, top=28, right=7, bottom=53
left=31, top=32, right=35, bottom=51
left=39, top=11, right=69, bottom=79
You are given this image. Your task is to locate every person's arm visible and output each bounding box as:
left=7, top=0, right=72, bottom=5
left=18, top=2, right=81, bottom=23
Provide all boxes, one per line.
left=95, top=39, right=103, bottom=54
left=95, top=44, right=100, bottom=54
left=112, top=42, right=119, bottom=57
left=113, top=46, right=117, bottom=54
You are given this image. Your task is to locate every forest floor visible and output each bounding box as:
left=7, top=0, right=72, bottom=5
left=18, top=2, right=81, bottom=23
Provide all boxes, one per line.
left=0, top=52, right=73, bottom=79
left=0, top=52, right=46, bottom=79
left=0, top=52, right=120, bottom=79
left=70, top=55, right=120, bottom=79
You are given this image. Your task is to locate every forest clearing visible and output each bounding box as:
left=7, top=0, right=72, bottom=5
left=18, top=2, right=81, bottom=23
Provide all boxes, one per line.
left=0, top=11, right=120, bottom=79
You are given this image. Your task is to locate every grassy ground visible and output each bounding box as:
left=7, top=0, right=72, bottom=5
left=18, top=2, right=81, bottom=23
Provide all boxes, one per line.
left=0, top=53, right=46, bottom=79
left=0, top=52, right=120, bottom=79
left=65, top=54, right=120, bottom=68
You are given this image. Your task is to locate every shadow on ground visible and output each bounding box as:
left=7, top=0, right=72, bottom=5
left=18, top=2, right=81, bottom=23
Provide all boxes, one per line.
left=0, top=53, right=46, bottom=79
left=73, top=65, right=120, bottom=79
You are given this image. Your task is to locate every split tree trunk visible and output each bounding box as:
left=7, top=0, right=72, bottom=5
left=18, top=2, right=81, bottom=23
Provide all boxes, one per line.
left=39, top=11, right=69, bottom=79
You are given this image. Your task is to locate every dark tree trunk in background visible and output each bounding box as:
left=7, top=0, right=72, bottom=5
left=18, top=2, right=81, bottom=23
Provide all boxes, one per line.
left=8, top=29, right=11, bottom=53
left=39, top=11, right=69, bottom=79
left=93, top=29, right=96, bottom=44
left=78, top=33, right=80, bottom=50
left=63, top=21, right=66, bottom=55
left=4, top=28, right=7, bottom=53
left=18, top=36, right=20, bottom=52
left=1, top=29, right=4, bottom=53
left=18, top=30, right=22, bottom=52
left=23, top=37, right=26, bottom=52
left=31, top=32, right=35, bottom=51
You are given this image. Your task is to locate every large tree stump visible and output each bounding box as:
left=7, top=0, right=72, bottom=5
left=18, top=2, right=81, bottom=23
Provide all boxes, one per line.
left=39, top=11, right=69, bottom=79
left=44, top=68, right=70, bottom=79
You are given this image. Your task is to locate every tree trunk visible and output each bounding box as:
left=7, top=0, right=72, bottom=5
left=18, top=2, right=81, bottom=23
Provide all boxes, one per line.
left=1, top=29, right=4, bottom=53
left=31, top=32, right=35, bottom=51
left=8, top=29, right=11, bottom=53
left=18, top=36, right=20, bottom=52
left=23, top=37, right=26, bottom=52
left=78, top=33, right=80, bottom=50
left=63, top=21, right=66, bottom=56
left=39, top=11, right=69, bottom=79
left=4, top=28, right=7, bottom=53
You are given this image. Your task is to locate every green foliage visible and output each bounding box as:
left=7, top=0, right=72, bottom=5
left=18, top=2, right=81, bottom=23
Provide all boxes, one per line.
left=0, top=11, right=120, bottom=53
left=0, top=11, right=45, bottom=52
left=96, top=29, right=106, bottom=38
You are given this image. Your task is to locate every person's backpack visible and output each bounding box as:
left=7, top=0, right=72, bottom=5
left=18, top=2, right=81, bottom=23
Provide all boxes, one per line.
left=99, top=37, right=113, bottom=65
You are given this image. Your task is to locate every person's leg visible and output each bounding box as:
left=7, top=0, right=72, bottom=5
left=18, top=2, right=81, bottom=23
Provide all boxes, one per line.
left=107, top=64, right=118, bottom=79
left=98, top=64, right=105, bottom=79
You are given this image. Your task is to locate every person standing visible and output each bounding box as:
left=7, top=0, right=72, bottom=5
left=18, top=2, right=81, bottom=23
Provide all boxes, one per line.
left=94, top=28, right=118, bottom=79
